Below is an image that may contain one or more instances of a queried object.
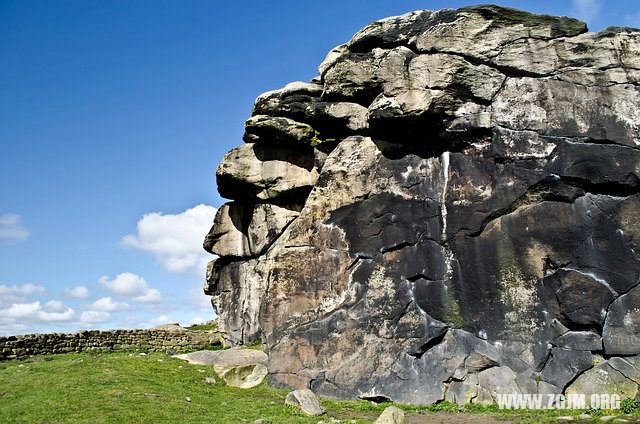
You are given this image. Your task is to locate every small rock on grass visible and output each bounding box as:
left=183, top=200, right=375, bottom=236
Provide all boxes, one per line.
left=557, top=417, right=574, bottom=422
left=284, top=389, right=326, bottom=416
left=186, top=397, right=191, bottom=402
left=374, top=406, right=405, bottom=424
left=204, top=377, right=216, bottom=384
left=166, top=350, right=178, bottom=356
left=579, top=415, right=592, bottom=420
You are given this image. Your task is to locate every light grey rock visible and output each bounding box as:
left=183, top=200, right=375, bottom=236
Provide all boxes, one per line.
left=247, top=204, right=300, bottom=256
left=304, top=101, right=368, bottom=132
left=553, top=331, right=603, bottom=352
left=373, top=406, right=405, bottom=424
left=206, top=259, right=265, bottom=346
left=543, top=269, right=616, bottom=327
left=540, top=348, right=593, bottom=389
left=603, top=285, right=640, bottom=355
left=243, top=115, right=317, bottom=146
left=608, top=356, right=640, bottom=384
left=216, top=143, right=318, bottom=202
left=203, top=203, right=299, bottom=259
left=492, top=78, right=640, bottom=148
left=203, top=203, right=251, bottom=258
left=414, top=6, right=587, bottom=63
left=475, top=366, right=521, bottom=405
left=566, top=362, right=639, bottom=400
left=174, top=348, right=268, bottom=389
left=318, top=44, right=348, bottom=77
left=284, top=389, right=326, bottom=416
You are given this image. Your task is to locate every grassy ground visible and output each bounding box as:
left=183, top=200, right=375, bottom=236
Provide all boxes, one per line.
left=186, top=323, right=218, bottom=331
left=0, top=351, right=638, bottom=423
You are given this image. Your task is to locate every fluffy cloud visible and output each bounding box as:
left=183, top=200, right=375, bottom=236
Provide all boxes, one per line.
left=99, top=272, right=161, bottom=303
left=0, top=213, right=30, bottom=242
left=121, top=204, right=216, bottom=273
left=0, top=283, right=45, bottom=299
left=0, top=283, right=47, bottom=309
left=88, top=297, right=129, bottom=312
left=150, top=315, right=169, bottom=325
left=571, top=0, right=601, bottom=24
left=80, top=310, right=111, bottom=323
left=0, top=300, right=74, bottom=322
left=64, top=285, right=90, bottom=299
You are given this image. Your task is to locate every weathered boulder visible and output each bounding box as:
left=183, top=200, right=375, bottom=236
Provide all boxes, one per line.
left=174, top=348, right=268, bottom=388
left=374, top=406, right=405, bottom=424
left=204, top=5, right=640, bottom=405
left=216, top=143, right=318, bottom=202
left=203, top=203, right=300, bottom=258
left=243, top=115, right=317, bottom=146
left=284, top=389, right=326, bottom=416
left=566, top=359, right=639, bottom=399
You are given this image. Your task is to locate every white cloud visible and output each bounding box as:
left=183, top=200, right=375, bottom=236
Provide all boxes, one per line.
left=0, top=213, right=30, bottom=242
left=64, top=285, right=90, bottom=299
left=571, top=0, right=601, bottom=25
left=0, top=301, right=74, bottom=322
left=99, top=272, right=161, bottom=303
left=80, top=310, right=111, bottom=323
left=121, top=204, right=216, bottom=273
left=88, top=297, right=129, bottom=312
left=0, top=284, right=47, bottom=309
left=150, top=315, right=170, bottom=325
left=0, top=283, right=46, bottom=297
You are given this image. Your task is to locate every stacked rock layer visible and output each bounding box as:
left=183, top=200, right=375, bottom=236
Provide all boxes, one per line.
left=204, top=5, right=640, bottom=404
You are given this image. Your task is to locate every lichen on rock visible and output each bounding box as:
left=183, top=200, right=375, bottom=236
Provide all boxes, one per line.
left=203, top=4, right=640, bottom=405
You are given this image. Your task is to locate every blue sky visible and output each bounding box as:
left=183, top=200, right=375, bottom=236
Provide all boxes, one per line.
left=1, top=0, right=638, bottom=336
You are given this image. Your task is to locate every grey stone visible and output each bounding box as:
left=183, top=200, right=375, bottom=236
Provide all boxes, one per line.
left=243, top=115, right=317, bottom=146
left=216, top=143, right=318, bottom=202
left=540, top=348, right=593, bottom=389
left=174, top=348, right=268, bottom=389
left=553, top=332, right=603, bottom=352
left=603, top=285, right=640, bottom=355
left=566, top=362, right=639, bottom=400
left=203, top=203, right=251, bottom=257
left=373, top=406, right=405, bottom=424
left=284, top=389, right=326, bottom=416
left=203, top=203, right=299, bottom=258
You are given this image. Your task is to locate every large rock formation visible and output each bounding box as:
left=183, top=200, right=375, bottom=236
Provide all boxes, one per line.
left=204, top=5, right=640, bottom=405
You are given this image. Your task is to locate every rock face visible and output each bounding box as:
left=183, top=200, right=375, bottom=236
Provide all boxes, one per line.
left=203, top=5, right=640, bottom=404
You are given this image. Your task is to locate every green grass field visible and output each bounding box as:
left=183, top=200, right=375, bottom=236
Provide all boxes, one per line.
left=0, top=351, right=638, bottom=423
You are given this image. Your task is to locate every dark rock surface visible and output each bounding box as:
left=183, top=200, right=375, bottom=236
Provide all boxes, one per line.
left=203, top=5, right=640, bottom=404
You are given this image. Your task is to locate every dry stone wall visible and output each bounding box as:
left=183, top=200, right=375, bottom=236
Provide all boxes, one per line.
left=0, top=326, right=221, bottom=361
